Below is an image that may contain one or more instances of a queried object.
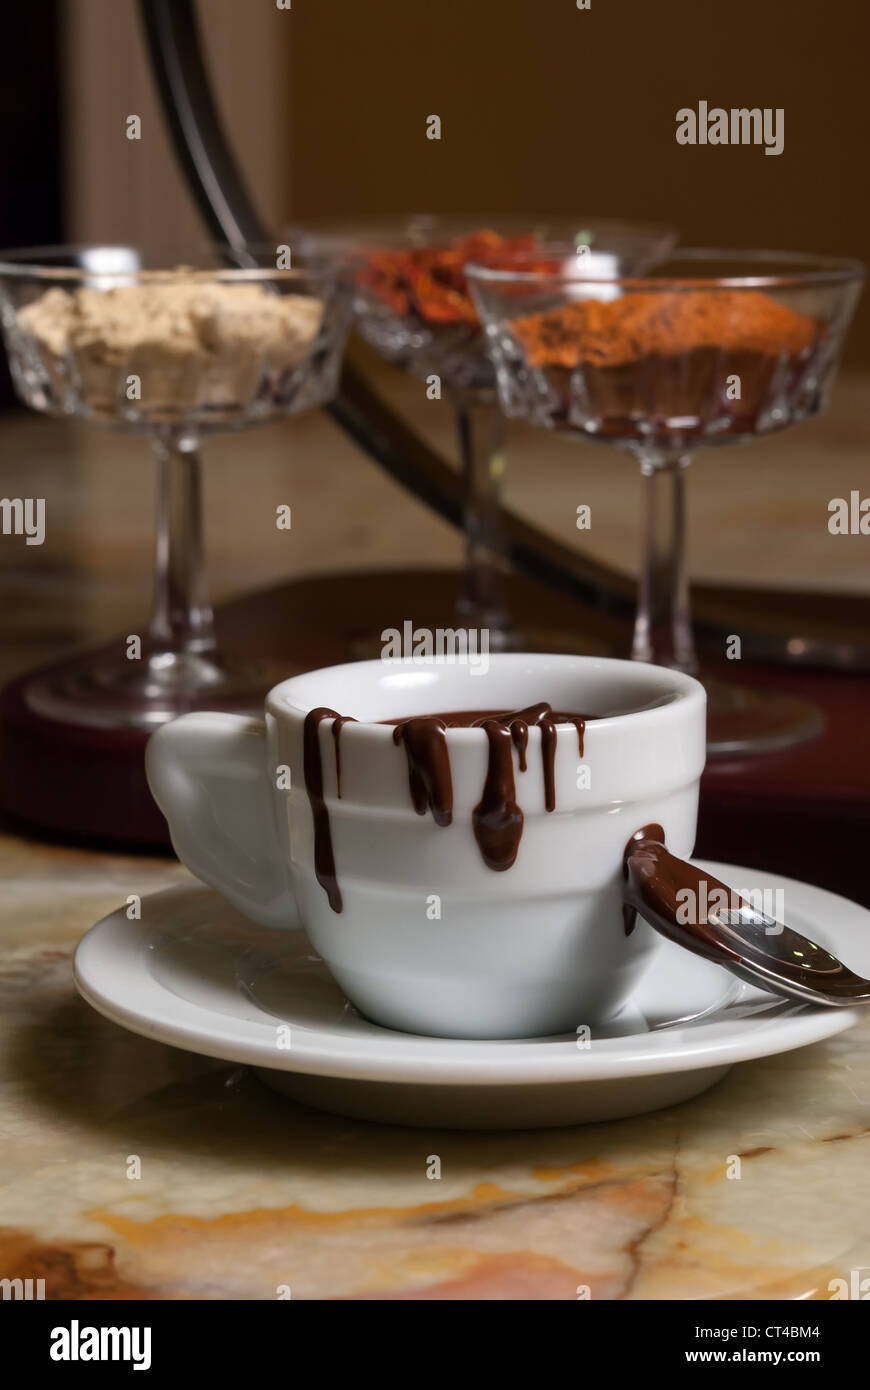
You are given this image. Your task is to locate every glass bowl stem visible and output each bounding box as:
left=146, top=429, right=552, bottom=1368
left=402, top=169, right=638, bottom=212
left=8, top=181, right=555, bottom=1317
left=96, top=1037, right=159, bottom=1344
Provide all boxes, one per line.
left=150, top=429, right=216, bottom=666
left=451, top=392, right=510, bottom=637
left=632, top=448, right=696, bottom=673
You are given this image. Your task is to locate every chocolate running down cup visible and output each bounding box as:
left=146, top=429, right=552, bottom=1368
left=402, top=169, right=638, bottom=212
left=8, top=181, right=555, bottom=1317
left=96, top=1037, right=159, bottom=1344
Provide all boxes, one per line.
left=147, top=653, right=706, bottom=1039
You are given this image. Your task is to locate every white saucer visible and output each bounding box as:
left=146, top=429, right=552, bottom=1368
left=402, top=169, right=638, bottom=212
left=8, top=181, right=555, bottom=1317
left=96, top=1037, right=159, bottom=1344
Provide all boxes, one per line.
left=73, top=861, right=867, bottom=1129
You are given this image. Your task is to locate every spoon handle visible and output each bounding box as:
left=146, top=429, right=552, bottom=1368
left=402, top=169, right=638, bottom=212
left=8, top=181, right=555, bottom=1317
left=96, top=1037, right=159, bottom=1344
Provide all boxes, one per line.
left=622, top=825, right=870, bottom=1007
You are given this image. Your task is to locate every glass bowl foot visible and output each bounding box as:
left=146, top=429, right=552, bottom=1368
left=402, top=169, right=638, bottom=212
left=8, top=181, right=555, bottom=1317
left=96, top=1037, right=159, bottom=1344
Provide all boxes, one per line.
left=704, top=677, right=825, bottom=758
left=19, top=648, right=293, bottom=731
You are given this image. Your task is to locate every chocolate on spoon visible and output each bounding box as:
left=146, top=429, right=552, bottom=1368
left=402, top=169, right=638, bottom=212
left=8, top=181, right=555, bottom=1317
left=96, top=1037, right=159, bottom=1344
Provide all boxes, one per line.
left=623, top=825, right=870, bottom=1008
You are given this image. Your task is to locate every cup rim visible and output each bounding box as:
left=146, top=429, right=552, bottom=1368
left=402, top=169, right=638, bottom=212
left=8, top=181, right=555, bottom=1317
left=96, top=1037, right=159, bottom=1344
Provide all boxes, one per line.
left=285, top=214, right=678, bottom=255
left=0, top=241, right=360, bottom=284
left=465, top=246, right=866, bottom=291
left=267, top=653, right=706, bottom=735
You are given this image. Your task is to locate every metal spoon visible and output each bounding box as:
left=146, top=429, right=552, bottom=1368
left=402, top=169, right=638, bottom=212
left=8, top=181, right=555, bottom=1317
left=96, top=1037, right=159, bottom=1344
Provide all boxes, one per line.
left=623, top=824, right=870, bottom=1007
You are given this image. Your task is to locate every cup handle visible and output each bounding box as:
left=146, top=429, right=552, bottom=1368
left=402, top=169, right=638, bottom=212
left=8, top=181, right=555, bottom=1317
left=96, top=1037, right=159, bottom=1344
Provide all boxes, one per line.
left=146, top=712, right=297, bottom=928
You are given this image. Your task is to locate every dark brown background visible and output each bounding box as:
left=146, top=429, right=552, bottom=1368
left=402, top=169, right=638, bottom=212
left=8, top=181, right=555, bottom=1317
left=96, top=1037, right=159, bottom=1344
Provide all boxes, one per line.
left=0, top=3, right=61, bottom=404
left=288, top=0, right=870, bottom=361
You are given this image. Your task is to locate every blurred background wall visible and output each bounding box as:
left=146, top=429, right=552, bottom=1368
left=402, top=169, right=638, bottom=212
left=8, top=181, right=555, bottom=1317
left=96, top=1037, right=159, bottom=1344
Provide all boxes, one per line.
left=63, top=0, right=286, bottom=246
left=286, top=0, right=870, bottom=360
left=8, top=0, right=870, bottom=364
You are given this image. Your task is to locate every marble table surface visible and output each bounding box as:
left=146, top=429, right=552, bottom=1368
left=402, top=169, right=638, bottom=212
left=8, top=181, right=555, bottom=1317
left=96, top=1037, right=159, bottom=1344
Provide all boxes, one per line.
left=1, top=830, right=869, bottom=1301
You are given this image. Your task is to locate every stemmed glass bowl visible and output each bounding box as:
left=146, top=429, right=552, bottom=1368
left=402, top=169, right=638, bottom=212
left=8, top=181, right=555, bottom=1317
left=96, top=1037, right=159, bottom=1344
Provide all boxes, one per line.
left=467, top=249, right=865, bottom=753
left=292, top=215, right=676, bottom=648
left=0, top=243, right=356, bottom=729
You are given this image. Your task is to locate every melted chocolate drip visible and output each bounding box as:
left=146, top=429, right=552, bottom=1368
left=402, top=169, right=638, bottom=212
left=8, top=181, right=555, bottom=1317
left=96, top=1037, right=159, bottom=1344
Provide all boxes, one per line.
left=330, top=715, right=356, bottom=798
left=303, top=707, right=344, bottom=913
left=391, top=718, right=453, bottom=827
left=511, top=721, right=528, bottom=772
left=495, top=702, right=586, bottom=812
left=304, top=702, right=594, bottom=911
left=389, top=704, right=589, bottom=872
left=473, top=720, right=524, bottom=870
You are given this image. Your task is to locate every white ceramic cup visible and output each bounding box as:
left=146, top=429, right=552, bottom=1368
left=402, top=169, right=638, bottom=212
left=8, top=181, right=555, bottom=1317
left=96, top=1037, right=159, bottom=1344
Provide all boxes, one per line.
left=146, top=653, right=706, bottom=1039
